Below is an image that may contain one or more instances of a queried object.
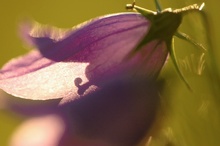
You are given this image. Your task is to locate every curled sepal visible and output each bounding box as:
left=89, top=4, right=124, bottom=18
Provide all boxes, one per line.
left=167, top=38, right=192, bottom=91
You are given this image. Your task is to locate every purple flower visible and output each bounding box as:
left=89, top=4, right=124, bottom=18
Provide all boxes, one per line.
left=0, top=1, right=206, bottom=145
left=0, top=13, right=167, bottom=102
left=0, top=11, right=167, bottom=146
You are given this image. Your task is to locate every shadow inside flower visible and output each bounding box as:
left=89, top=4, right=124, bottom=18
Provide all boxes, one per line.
left=62, top=79, right=162, bottom=145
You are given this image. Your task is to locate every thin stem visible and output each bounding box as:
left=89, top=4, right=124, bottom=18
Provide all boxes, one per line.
left=154, top=0, right=162, bottom=12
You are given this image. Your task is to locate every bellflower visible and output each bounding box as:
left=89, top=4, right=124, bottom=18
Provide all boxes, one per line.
left=0, top=2, right=205, bottom=101
left=0, top=12, right=167, bottom=102
left=1, top=1, right=206, bottom=146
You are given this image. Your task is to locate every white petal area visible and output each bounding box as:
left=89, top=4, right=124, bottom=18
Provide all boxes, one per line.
left=0, top=61, right=89, bottom=100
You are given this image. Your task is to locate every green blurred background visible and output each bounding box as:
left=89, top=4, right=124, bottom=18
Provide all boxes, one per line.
left=0, top=0, right=219, bottom=145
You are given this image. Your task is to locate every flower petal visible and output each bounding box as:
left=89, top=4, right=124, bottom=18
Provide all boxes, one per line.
left=0, top=13, right=168, bottom=100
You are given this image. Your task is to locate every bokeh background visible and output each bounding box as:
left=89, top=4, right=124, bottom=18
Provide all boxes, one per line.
left=0, top=0, right=219, bottom=145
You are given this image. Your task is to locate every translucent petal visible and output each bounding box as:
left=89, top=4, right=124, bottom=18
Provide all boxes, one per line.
left=0, top=13, right=168, bottom=100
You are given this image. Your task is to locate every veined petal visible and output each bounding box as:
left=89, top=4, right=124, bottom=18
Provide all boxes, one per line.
left=0, top=13, right=168, bottom=100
